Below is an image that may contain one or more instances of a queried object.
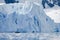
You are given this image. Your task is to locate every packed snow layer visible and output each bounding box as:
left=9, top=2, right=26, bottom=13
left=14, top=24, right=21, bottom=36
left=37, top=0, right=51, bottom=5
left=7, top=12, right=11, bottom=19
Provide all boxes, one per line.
left=0, top=33, right=60, bottom=40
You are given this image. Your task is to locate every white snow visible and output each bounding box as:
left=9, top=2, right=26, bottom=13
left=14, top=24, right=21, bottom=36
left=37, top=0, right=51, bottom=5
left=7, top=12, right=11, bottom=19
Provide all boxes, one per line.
left=0, top=3, right=5, bottom=5
left=44, top=5, right=60, bottom=23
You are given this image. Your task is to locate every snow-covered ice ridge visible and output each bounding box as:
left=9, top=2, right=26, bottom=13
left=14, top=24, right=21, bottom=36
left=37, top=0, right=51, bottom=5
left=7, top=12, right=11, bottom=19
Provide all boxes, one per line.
left=0, top=1, right=60, bottom=33
left=44, top=5, right=60, bottom=23
left=0, top=33, right=60, bottom=40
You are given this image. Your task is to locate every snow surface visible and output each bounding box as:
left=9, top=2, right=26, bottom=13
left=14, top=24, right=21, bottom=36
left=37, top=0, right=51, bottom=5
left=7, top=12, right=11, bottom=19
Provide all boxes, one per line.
left=44, top=5, right=60, bottom=23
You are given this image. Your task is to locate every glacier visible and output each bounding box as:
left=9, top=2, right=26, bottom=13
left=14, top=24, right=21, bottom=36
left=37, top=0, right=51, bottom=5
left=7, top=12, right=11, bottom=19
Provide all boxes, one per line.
left=0, top=0, right=60, bottom=33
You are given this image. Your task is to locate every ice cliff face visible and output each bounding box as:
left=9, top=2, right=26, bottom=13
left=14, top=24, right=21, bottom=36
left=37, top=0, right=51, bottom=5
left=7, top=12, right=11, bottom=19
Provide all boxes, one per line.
left=0, top=1, right=57, bottom=33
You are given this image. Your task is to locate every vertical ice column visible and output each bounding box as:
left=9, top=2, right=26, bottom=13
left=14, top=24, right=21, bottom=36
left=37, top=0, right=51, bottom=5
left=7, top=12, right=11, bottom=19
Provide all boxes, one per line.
left=7, top=12, right=18, bottom=33
left=55, top=23, right=60, bottom=32
left=0, top=3, right=18, bottom=32
left=0, top=12, right=10, bottom=32
left=32, top=1, right=56, bottom=33
left=15, top=1, right=36, bottom=33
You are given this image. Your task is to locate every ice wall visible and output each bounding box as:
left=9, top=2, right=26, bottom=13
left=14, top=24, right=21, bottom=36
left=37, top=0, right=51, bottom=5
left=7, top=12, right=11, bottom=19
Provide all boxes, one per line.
left=0, top=0, right=58, bottom=33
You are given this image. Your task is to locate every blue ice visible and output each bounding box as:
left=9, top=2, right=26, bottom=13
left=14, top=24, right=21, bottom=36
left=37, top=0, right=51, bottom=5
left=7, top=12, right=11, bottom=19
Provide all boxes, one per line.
left=0, top=1, right=60, bottom=33
left=0, top=38, right=9, bottom=40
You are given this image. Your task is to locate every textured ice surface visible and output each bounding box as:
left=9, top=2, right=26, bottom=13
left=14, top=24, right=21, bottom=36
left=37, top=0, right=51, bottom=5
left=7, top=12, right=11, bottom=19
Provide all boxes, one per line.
left=0, top=33, right=60, bottom=40
left=0, top=1, right=60, bottom=33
